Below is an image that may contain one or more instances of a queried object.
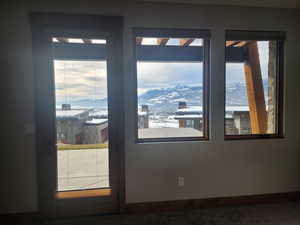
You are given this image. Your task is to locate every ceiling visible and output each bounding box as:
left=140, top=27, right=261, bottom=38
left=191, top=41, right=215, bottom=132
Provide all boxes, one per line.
left=135, top=0, right=300, bottom=9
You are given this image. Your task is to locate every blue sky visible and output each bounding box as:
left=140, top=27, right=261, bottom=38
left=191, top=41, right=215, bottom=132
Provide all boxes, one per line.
left=54, top=41, right=270, bottom=105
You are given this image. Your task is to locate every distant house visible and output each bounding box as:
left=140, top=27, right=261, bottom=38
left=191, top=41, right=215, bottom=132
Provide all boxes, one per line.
left=56, top=108, right=90, bottom=144
left=136, top=102, right=251, bottom=135
left=174, top=102, right=202, bottom=130
left=84, top=118, right=108, bottom=144
left=56, top=104, right=108, bottom=144
left=173, top=102, right=250, bottom=134
left=138, top=105, right=149, bottom=129
left=225, top=106, right=250, bottom=134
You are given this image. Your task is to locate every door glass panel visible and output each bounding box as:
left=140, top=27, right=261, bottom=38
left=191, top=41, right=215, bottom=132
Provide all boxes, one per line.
left=52, top=37, right=110, bottom=191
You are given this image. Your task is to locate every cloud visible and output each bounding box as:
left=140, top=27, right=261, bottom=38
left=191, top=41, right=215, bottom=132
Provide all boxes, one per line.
left=54, top=60, right=107, bottom=101
left=137, top=62, right=203, bottom=89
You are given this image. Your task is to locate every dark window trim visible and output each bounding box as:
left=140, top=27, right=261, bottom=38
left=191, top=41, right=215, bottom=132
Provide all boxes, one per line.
left=137, top=136, right=207, bottom=144
left=225, top=133, right=284, bottom=141
left=224, top=31, right=285, bottom=140
left=133, top=28, right=211, bottom=38
left=132, top=28, right=210, bottom=143
left=226, top=30, right=286, bottom=41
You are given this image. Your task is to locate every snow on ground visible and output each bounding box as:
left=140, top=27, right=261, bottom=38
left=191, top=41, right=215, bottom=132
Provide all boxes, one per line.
left=149, top=116, right=179, bottom=128
left=56, top=110, right=86, bottom=118
left=89, top=109, right=108, bottom=117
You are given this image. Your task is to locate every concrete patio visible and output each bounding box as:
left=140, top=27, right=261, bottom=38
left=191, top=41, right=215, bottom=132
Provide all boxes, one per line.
left=57, top=148, right=109, bottom=191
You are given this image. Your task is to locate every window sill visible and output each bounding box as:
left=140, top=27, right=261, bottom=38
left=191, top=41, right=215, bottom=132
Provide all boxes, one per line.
left=55, top=188, right=111, bottom=199
left=224, top=134, right=284, bottom=140
left=137, top=136, right=209, bottom=144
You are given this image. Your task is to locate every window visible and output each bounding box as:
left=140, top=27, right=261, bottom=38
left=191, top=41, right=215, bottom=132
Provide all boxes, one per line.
left=225, top=31, right=285, bottom=138
left=134, top=29, right=210, bottom=142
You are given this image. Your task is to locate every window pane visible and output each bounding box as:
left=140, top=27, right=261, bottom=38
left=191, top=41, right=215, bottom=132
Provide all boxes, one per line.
left=136, top=36, right=206, bottom=140
left=225, top=40, right=278, bottom=135
left=53, top=37, right=110, bottom=191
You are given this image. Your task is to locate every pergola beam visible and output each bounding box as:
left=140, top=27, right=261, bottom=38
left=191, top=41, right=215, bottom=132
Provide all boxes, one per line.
left=243, top=41, right=267, bottom=134
left=226, top=41, right=252, bottom=47
left=157, top=38, right=169, bottom=46
left=234, top=41, right=249, bottom=47
left=56, top=37, right=69, bottom=43
left=180, top=39, right=195, bottom=46
left=136, top=37, right=143, bottom=45
left=226, top=41, right=238, bottom=47
left=82, top=39, right=92, bottom=44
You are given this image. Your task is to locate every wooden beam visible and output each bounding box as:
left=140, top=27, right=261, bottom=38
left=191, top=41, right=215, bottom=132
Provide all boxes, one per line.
left=157, top=38, right=169, bottom=45
left=180, top=38, right=195, bottom=47
left=243, top=41, right=267, bottom=134
left=56, top=37, right=68, bottom=43
left=226, top=41, right=238, bottom=47
left=226, top=41, right=252, bottom=47
left=234, top=41, right=249, bottom=47
left=82, top=39, right=92, bottom=44
left=136, top=37, right=143, bottom=45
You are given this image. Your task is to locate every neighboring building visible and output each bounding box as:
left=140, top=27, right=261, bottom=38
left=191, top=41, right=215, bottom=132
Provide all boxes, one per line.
left=225, top=106, right=250, bottom=134
left=173, top=102, right=250, bottom=135
left=138, top=105, right=149, bottom=129
left=56, top=104, right=108, bottom=144
left=174, top=102, right=202, bottom=130
left=84, top=118, right=108, bottom=144
left=56, top=108, right=90, bottom=144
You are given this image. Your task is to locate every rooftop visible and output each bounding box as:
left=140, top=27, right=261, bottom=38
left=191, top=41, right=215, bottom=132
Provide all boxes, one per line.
left=85, top=118, right=108, bottom=125
left=176, top=106, right=250, bottom=114
left=56, top=110, right=87, bottom=118
left=89, top=110, right=108, bottom=118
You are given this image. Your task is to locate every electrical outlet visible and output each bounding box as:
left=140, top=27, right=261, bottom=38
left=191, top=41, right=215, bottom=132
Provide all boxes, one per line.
left=178, top=176, right=184, bottom=187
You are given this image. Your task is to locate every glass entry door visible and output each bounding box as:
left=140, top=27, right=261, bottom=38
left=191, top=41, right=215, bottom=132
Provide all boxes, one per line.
left=31, top=14, right=123, bottom=216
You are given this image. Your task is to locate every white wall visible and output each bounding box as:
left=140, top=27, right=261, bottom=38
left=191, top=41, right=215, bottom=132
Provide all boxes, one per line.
left=1, top=0, right=300, bottom=214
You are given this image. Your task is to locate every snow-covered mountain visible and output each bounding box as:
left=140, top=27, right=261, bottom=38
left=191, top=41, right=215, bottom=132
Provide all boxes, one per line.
left=138, top=84, right=203, bottom=113
left=56, top=81, right=268, bottom=112
left=139, top=81, right=268, bottom=113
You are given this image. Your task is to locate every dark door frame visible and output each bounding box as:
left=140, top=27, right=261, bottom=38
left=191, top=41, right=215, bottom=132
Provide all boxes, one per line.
left=30, top=13, right=125, bottom=217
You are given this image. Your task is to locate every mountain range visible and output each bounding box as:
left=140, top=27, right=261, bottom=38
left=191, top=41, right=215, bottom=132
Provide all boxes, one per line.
left=56, top=81, right=268, bottom=112
left=138, top=81, right=268, bottom=113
